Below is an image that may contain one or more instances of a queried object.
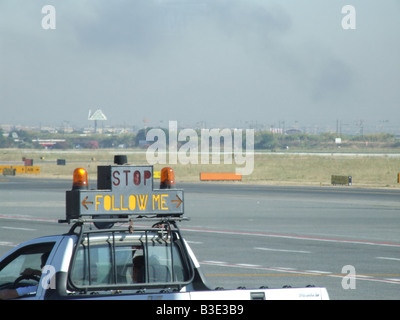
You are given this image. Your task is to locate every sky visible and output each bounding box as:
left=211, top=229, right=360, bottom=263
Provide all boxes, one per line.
left=1, top=0, right=399, bottom=132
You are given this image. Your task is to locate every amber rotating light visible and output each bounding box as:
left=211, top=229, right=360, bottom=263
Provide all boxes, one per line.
left=160, top=167, right=176, bottom=189
left=72, top=168, right=89, bottom=190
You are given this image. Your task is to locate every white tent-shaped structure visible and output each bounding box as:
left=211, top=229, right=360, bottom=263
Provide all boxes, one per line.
left=88, top=109, right=107, bottom=133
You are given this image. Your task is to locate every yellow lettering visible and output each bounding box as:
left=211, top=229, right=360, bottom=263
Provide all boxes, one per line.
left=161, top=194, right=168, bottom=210
left=137, top=194, right=148, bottom=210
left=95, top=193, right=152, bottom=212
left=120, top=194, right=128, bottom=211
left=112, top=195, right=120, bottom=211
left=104, top=195, right=112, bottom=211
left=129, top=194, right=136, bottom=210
left=153, top=194, right=160, bottom=210
left=95, top=195, right=103, bottom=211
left=152, top=194, right=169, bottom=210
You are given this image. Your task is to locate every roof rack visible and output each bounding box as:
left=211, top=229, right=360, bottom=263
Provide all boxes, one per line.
left=59, top=216, right=189, bottom=225
left=63, top=215, right=189, bottom=235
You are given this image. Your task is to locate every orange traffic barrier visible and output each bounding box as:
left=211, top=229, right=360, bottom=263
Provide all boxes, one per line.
left=200, top=172, right=242, bottom=181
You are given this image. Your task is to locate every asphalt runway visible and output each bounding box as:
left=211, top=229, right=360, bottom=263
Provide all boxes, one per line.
left=0, top=176, right=399, bottom=300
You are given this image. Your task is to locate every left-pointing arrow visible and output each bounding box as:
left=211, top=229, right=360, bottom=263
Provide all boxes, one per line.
left=82, top=196, right=93, bottom=210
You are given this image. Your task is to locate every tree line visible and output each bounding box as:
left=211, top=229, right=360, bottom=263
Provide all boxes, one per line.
left=1, top=128, right=399, bottom=150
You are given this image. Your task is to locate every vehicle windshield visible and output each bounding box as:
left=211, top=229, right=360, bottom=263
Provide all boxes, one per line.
left=69, top=230, right=192, bottom=289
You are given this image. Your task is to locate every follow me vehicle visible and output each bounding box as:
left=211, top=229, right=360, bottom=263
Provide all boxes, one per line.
left=0, top=157, right=329, bottom=300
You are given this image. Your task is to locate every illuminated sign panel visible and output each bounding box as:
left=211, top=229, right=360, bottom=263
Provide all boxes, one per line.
left=66, top=165, right=183, bottom=220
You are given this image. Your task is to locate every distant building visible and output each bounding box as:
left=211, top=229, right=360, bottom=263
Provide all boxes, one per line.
left=32, top=139, right=66, bottom=148
left=285, top=129, right=302, bottom=135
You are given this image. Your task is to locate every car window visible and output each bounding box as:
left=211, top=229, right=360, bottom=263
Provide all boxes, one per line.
left=0, top=243, right=55, bottom=291
left=147, top=241, right=189, bottom=283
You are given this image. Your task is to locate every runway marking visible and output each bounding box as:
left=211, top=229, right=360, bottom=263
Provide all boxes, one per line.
left=1, top=226, right=36, bottom=231
left=186, top=241, right=203, bottom=244
left=201, top=261, right=400, bottom=285
left=203, top=260, right=227, bottom=265
left=201, top=261, right=325, bottom=276
left=182, top=226, right=400, bottom=248
left=0, top=215, right=58, bottom=223
left=354, top=275, right=373, bottom=279
left=376, top=257, right=400, bottom=262
left=255, top=247, right=311, bottom=254
left=385, top=278, right=400, bottom=282
left=0, top=241, right=17, bottom=247
left=0, top=215, right=398, bottom=248
left=305, top=270, right=332, bottom=274
left=236, top=263, right=261, bottom=267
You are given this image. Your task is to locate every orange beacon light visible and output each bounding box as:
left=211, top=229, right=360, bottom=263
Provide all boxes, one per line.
left=160, top=167, right=176, bottom=189
left=72, top=168, right=89, bottom=190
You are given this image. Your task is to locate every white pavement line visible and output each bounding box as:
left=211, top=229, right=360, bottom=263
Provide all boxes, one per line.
left=385, top=278, right=400, bottom=282
left=1, top=226, right=36, bottom=231
left=182, top=227, right=400, bottom=248
left=0, top=215, right=58, bottom=223
left=327, top=274, right=400, bottom=285
left=376, top=257, right=400, bottom=262
left=201, top=261, right=400, bottom=285
left=255, top=247, right=311, bottom=254
left=305, top=270, right=332, bottom=274
left=201, top=261, right=317, bottom=275
left=0, top=241, right=17, bottom=247
left=236, top=263, right=261, bottom=267
left=203, top=260, right=227, bottom=264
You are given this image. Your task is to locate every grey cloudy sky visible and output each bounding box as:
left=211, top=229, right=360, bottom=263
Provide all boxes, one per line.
left=1, top=0, right=399, bottom=131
